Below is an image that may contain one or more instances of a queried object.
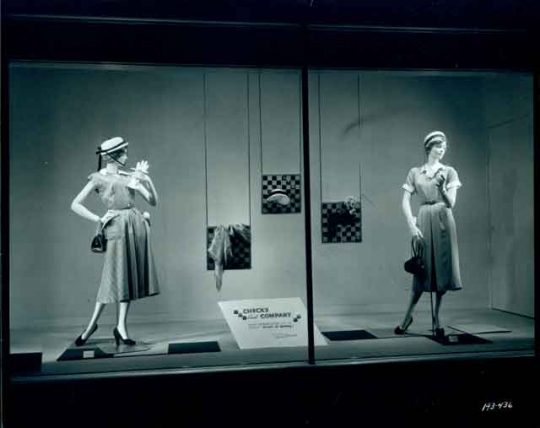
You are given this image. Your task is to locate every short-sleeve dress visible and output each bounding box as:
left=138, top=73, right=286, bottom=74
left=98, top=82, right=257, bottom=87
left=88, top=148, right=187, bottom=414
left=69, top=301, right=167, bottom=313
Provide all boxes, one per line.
left=89, top=171, right=160, bottom=303
left=402, top=164, right=462, bottom=294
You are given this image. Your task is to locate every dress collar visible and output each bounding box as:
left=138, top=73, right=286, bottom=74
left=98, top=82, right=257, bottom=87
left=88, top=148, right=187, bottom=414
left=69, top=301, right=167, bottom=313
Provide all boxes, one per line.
left=99, top=168, right=129, bottom=176
left=420, top=163, right=446, bottom=178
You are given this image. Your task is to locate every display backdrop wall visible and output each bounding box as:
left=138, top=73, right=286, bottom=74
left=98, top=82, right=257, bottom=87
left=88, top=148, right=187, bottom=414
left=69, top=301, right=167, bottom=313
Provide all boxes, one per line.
left=309, top=71, right=534, bottom=317
left=9, top=64, right=306, bottom=328
left=9, top=65, right=533, bottom=329
left=483, top=75, right=534, bottom=317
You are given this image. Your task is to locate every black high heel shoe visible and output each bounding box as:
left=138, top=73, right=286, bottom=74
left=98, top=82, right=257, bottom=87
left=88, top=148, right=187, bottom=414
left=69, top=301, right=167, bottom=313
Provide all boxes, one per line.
left=75, top=324, right=98, bottom=347
left=113, top=327, right=136, bottom=346
left=435, top=327, right=445, bottom=340
left=394, top=316, right=413, bottom=335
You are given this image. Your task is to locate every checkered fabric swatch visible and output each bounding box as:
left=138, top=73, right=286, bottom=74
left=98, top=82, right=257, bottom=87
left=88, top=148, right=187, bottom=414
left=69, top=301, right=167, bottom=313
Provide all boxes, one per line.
left=207, top=226, right=252, bottom=270
left=321, top=201, right=362, bottom=243
left=262, top=174, right=302, bottom=214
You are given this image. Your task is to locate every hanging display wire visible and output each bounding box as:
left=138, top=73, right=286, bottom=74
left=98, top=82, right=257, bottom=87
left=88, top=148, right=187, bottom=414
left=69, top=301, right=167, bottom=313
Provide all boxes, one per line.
left=203, top=71, right=252, bottom=229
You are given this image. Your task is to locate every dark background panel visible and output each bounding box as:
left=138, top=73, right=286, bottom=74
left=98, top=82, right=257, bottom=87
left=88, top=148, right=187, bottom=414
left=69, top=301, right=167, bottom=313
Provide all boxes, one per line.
left=307, top=0, right=539, bottom=30
left=4, top=19, right=305, bottom=67
left=4, top=0, right=540, bottom=30
left=307, top=29, right=534, bottom=70
left=8, top=356, right=537, bottom=427
left=4, top=18, right=536, bottom=70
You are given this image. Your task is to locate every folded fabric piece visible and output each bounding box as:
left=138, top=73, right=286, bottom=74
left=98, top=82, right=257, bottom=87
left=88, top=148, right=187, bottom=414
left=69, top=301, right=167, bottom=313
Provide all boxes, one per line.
left=208, top=224, right=250, bottom=291
left=230, top=223, right=251, bottom=243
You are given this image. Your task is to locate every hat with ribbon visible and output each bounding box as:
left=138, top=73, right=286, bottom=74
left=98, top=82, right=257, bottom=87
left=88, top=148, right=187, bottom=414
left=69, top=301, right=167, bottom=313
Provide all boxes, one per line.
left=423, top=131, right=446, bottom=148
left=96, top=137, right=128, bottom=155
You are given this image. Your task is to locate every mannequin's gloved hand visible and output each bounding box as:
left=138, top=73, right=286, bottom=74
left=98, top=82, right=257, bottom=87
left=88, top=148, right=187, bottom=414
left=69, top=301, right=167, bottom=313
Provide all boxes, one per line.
left=100, top=210, right=119, bottom=226
left=407, top=216, right=423, bottom=239
left=131, top=160, right=150, bottom=181
left=434, top=172, right=446, bottom=190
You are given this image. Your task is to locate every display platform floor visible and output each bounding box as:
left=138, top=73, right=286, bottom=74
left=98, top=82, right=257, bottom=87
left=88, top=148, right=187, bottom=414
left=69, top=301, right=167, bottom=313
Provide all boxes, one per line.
left=10, top=308, right=534, bottom=378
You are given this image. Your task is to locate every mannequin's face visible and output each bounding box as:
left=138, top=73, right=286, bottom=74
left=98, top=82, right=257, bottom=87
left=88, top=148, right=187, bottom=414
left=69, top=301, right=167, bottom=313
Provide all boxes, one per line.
left=105, top=148, right=128, bottom=166
left=116, top=149, right=128, bottom=165
left=427, top=141, right=447, bottom=161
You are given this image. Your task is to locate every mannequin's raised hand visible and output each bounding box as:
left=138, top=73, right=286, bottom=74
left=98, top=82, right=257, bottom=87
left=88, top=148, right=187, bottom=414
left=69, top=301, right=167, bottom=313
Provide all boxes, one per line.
left=132, top=160, right=150, bottom=181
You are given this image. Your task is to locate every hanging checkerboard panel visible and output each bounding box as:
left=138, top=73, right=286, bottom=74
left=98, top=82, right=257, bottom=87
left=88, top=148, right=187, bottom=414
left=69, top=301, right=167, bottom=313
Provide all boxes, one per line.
left=261, top=174, right=302, bottom=214
left=207, top=226, right=252, bottom=270
left=321, top=202, right=362, bottom=243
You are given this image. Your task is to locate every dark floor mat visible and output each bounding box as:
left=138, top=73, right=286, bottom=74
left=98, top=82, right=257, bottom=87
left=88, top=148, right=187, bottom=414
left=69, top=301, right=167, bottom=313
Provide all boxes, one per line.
left=322, top=330, right=377, bottom=341
left=11, top=352, right=43, bottom=372
left=58, top=341, right=154, bottom=361
left=168, top=341, right=221, bottom=354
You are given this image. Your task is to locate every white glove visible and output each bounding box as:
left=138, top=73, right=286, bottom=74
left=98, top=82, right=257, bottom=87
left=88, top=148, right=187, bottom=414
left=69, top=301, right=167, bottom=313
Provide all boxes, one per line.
left=100, top=210, right=119, bottom=226
left=435, top=173, right=446, bottom=190
left=131, top=160, right=150, bottom=180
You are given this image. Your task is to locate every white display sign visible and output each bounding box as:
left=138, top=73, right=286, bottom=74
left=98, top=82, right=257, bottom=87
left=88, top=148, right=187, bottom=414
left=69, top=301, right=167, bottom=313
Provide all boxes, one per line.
left=219, top=297, right=328, bottom=349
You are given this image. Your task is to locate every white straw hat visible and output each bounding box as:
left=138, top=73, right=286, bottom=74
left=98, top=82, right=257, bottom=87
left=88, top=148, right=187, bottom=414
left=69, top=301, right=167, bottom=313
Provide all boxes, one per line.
left=96, top=137, right=128, bottom=155
left=423, top=131, right=446, bottom=147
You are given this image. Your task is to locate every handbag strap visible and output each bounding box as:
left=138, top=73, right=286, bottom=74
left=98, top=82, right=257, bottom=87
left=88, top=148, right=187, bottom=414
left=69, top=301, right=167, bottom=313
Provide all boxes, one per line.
left=411, top=237, right=424, bottom=257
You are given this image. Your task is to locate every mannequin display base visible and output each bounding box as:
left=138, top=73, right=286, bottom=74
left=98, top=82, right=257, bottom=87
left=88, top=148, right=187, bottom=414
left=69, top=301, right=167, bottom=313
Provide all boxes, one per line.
left=448, top=324, right=511, bottom=334
left=98, top=342, right=151, bottom=355
left=427, top=332, right=492, bottom=346
left=58, top=340, right=152, bottom=361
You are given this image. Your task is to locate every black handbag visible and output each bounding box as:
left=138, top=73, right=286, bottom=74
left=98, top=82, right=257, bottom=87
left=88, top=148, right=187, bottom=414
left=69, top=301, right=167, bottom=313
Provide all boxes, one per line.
left=91, top=222, right=106, bottom=253
left=404, top=238, right=425, bottom=278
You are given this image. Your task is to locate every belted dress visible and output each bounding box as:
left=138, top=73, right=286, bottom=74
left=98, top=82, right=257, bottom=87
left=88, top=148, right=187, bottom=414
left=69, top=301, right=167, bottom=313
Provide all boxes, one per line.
left=402, top=164, right=462, bottom=294
left=89, top=171, right=160, bottom=303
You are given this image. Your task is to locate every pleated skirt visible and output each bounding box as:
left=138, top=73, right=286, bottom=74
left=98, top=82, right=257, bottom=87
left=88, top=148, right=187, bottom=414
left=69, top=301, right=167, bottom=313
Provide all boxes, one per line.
left=413, top=202, right=462, bottom=294
left=97, top=208, right=160, bottom=303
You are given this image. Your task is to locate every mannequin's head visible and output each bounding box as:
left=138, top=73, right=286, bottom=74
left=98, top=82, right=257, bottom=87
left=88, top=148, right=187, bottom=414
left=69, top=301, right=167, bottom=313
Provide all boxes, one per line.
left=96, top=137, right=129, bottom=168
left=424, top=131, right=447, bottom=160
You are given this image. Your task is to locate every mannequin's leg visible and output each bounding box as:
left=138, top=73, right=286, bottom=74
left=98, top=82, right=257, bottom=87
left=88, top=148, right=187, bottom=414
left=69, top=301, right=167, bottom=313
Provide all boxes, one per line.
left=434, top=292, right=444, bottom=329
left=399, top=289, right=423, bottom=329
left=116, top=301, right=131, bottom=339
left=81, top=302, right=106, bottom=339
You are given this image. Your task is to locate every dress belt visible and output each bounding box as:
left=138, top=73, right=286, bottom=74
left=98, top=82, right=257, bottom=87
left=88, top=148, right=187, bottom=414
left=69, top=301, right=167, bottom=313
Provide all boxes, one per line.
left=421, top=200, right=438, bottom=206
